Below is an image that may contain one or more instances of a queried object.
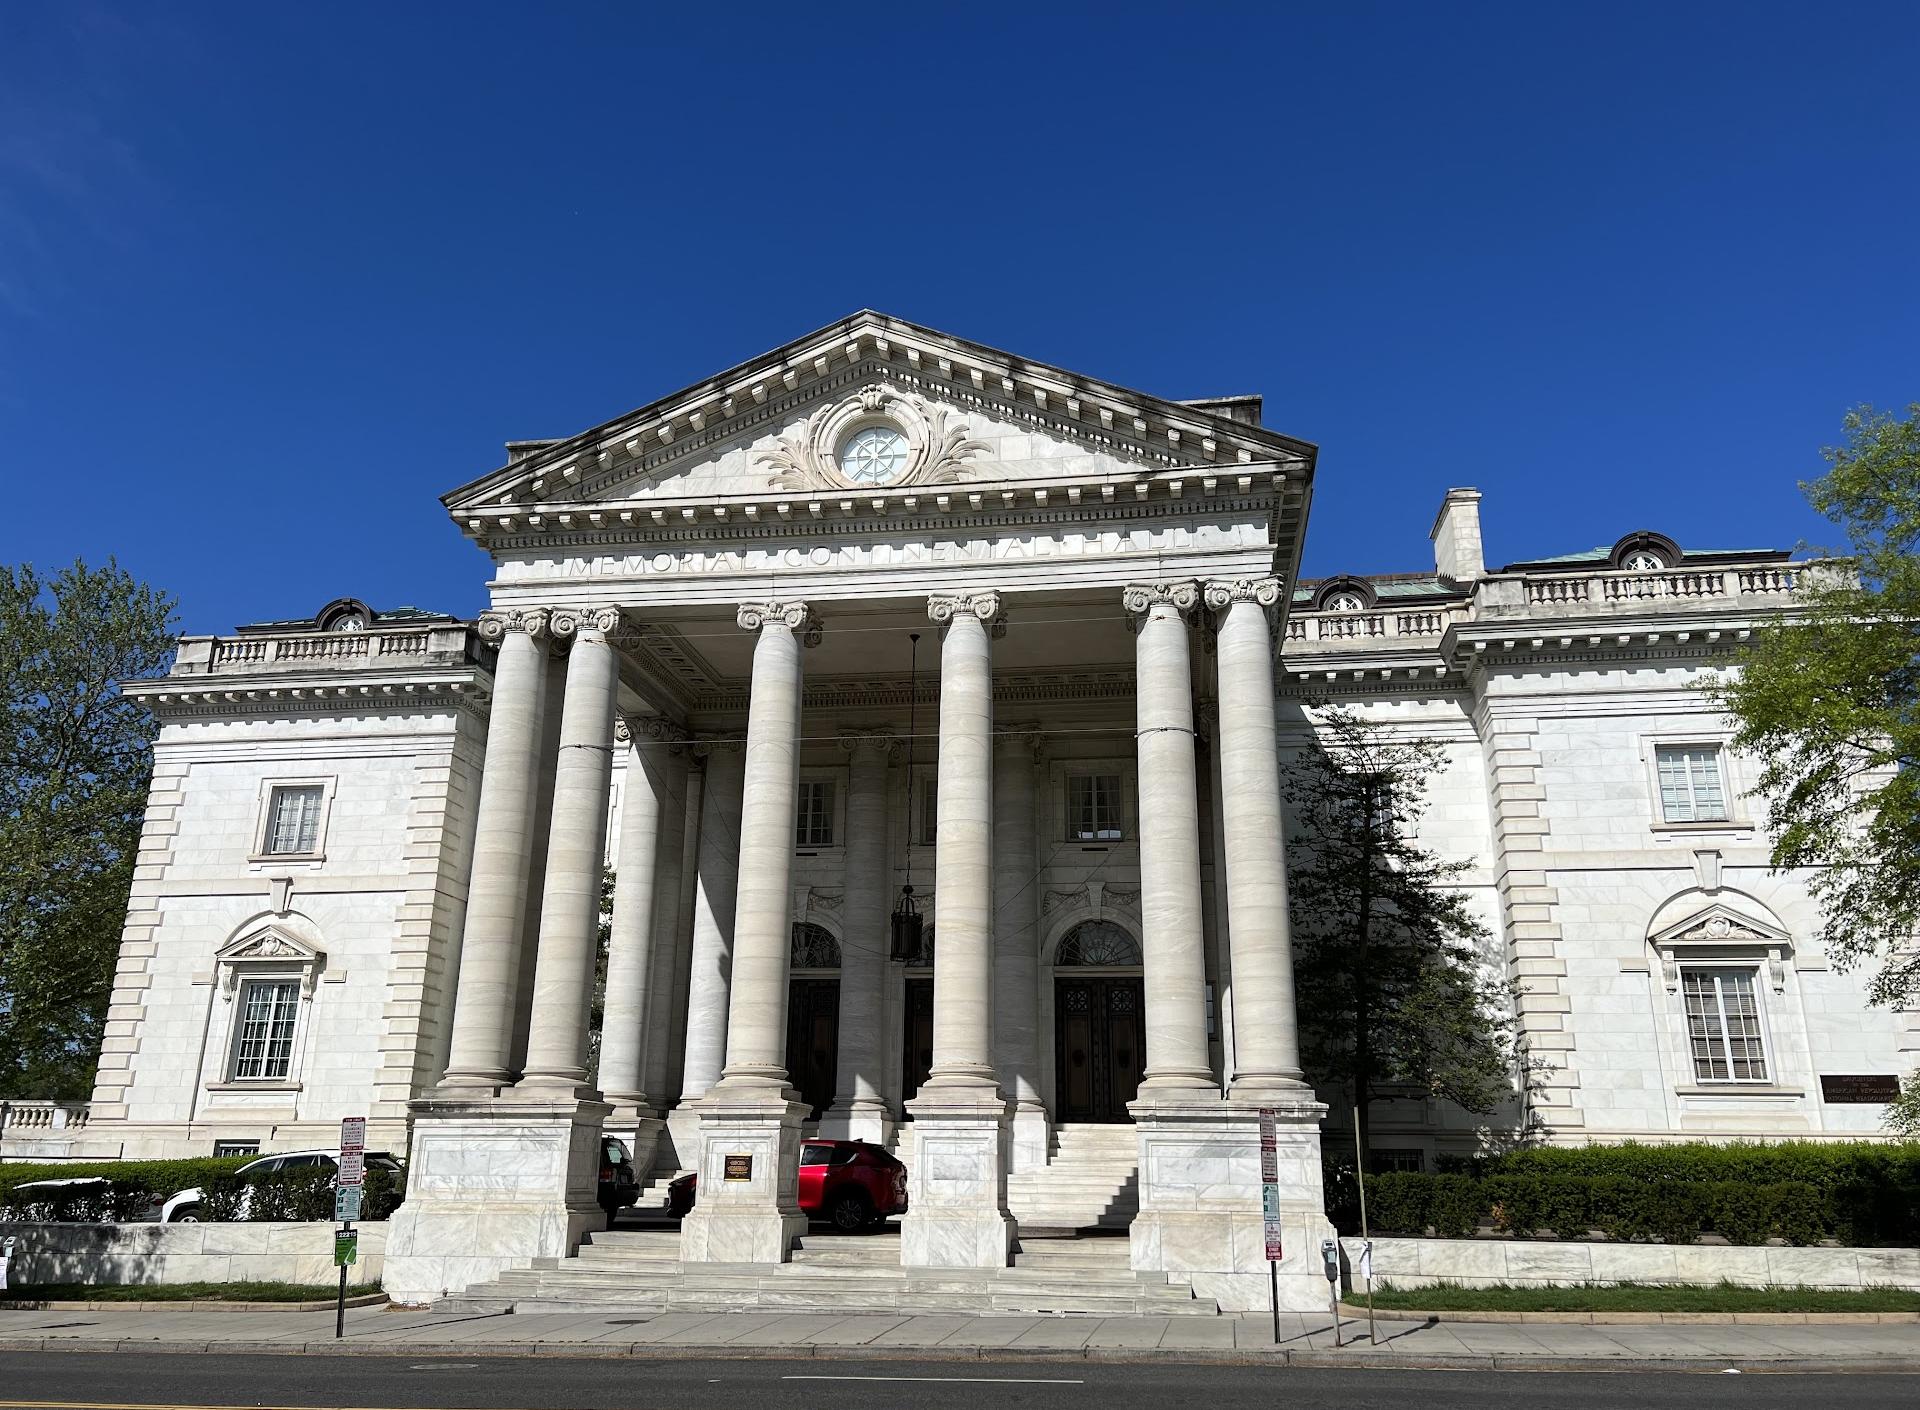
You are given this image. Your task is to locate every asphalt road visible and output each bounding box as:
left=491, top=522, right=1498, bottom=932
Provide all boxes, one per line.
left=0, top=1352, right=1916, bottom=1410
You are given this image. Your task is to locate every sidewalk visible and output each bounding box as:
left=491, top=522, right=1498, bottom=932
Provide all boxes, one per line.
left=5, top=1303, right=1920, bottom=1370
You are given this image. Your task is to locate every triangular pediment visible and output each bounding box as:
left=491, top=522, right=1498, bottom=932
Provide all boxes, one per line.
left=443, top=311, right=1315, bottom=522
left=216, top=925, right=322, bottom=965
left=1649, top=901, right=1791, bottom=950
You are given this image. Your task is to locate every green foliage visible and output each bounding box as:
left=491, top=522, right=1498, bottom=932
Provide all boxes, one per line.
left=0, top=1156, right=254, bottom=1222
left=1361, top=1140, right=1920, bottom=1245
left=1285, top=705, right=1520, bottom=1160
left=202, top=1161, right=406, bottom=1222
left=0, top=560, right=177, bottom=1098
left=1708, top=404, right=1920, bottom=1012
left=1888, top=1070, right=1920, bottom=1137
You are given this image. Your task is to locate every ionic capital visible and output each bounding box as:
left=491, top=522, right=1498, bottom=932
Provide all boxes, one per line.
left=997, top=720, right=1045, bottom=756
left=928, top=591, right=1006, bottom=637
left=549, top=605, right=625, bottom=641
left=1122, top=581, right=1201, bottom=620
left=737, top=600, right=823, bottom=646
left=1203, top=577, right=1285, bottom=612
left=617, top=714, right=690, bottom=753
left=690, top=733, right=745, bottom=759
left=838, top=726, right=903, bottom=763
left=477, top=607, right=552, bottom=643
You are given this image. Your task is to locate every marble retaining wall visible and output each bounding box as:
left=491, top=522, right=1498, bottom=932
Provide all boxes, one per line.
left=0, top=1222, right=386, bottom=1288
left=1347, top=1236, right=1920, bottom=1291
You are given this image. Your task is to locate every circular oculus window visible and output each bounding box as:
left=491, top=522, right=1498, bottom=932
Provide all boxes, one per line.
left=838, top=424, right=909, bottom=485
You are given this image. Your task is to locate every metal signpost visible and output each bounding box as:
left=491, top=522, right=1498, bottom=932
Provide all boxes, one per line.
left=1353, top=1107, right=1376, bottom=1342
left=0, top=1234, right=14, bottom=1291
left=334, top=1116, right=366, bottom=1339
left=1259, top=1107, right=1282, bottom=1343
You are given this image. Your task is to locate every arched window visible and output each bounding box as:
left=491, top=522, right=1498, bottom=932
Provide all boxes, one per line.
left=1055, top=919, right=1143, bottom=967
left=790, top=922, right=842, bottom=970
left=1325, top=591, right=1366, bottom=613
left=1623, top=550, right=1666, bottom=572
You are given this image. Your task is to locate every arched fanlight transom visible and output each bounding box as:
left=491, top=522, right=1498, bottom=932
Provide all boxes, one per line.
left=1055, top=919, right=1143, bottom=967
left=791, top=922, right=842, bottom=970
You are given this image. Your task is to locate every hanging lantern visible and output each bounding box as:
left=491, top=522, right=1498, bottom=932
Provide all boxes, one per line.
left=890, top=885, right=923, bottom=964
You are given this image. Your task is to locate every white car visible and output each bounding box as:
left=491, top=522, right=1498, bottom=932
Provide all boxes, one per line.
left=160, top=1148, right=400, bottom=1222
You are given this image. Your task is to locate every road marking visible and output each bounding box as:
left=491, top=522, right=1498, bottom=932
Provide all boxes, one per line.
left=775, top=1383, right=1082, bottom=1390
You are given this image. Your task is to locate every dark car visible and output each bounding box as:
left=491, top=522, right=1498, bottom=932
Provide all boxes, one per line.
left=667, top=1138, right=907, bottom=1232
left=598, top=1134, right=639, bottom=1224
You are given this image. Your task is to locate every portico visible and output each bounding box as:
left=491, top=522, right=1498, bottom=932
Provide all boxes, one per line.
left=382, top=311, right=1332, bottom=1310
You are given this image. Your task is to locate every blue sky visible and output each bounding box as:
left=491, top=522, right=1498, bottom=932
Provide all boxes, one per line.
left=2, top=4, right=1915, bottom=634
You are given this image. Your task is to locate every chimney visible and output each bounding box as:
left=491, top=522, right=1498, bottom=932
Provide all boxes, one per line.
left=1431, top=488, right=1485, bottom=583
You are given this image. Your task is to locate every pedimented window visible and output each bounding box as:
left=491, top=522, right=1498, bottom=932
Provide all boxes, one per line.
left=1648, top=902, right=1791, bottom=994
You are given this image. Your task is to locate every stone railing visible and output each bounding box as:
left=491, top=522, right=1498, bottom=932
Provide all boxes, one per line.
left=180, top=624, right=476, bottom=676
left=1478, top=564, right=1805, bottom=623
left=1284, top=603, right=1470, bottom=646
left=0, top=1100, right=89, bottom=1134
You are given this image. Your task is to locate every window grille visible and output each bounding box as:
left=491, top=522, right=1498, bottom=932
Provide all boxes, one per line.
left=790, top=922, right=842, bottom=969
left=230, top=979, right=300, bottom=1080
left=1055, top=920, right=1143, bottom=966
left=795, top=779, right=836, bottom=847
left=1655, top=746, right=1729, bottom=822
left=1682, top=968, right=1769, bottom=1082
left=264, top=785, right=324, bottom=854
left=1068, top=773, right=1124, bottom=840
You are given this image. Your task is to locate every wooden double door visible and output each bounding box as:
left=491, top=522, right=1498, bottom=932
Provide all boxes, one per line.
left=1053, top=974, right=1146, bottom=1123
left=785, top=977, right=839, bottom=1120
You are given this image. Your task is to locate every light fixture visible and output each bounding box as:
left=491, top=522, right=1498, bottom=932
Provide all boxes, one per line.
left=890, top=630, right=925, bottom=964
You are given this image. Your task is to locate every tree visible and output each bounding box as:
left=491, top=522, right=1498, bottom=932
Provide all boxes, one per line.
left=1708, top=404, right=1920, bottom=1013
left=1283, top=704, right=1519, bottom=1165
left=0, top=560, right=176, bottom=1099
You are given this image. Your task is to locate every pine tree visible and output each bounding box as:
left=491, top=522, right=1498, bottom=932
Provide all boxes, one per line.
left=1283, top=704, right=1519, bottom=1165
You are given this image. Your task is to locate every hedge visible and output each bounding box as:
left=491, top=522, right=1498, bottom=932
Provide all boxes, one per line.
left=1349, top=1140, right=1920, bottom=1246
left=0, top=1156, right=406, bottom=1224
left=0, top=1157, right=255, bottom=1223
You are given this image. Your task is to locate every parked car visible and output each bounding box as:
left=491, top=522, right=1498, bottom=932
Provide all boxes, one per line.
left=161, top=1149, right=402, bottom=1222
left=667, top=1139, right=907, bottom=1232
left=598, top=1135, right=639, bottom=1224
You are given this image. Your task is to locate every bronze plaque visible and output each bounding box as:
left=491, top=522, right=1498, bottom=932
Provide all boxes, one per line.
left=722, top=1153, right=753, bottom=1181
left=1820, top=1075, right=1900, bottom=1104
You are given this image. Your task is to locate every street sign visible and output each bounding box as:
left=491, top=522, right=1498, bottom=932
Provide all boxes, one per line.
left=338, top=1116, right=367, bottom=1188
left=1258, top=1107, right=1282, bottom=1262
left=333, top=1229, right=359, bottom=1268
left=335, top=1187, right=363, bottom=1222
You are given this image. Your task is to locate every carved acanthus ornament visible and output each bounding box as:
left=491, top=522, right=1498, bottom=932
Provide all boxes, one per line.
left=757, top=382, right=989, bottom=492
left=617, top=714, right=690, bottom=753
left=1123, top=581, right=1202, bottom=624
left=838, top=727, right=903, bottom=762
left=737, top=600, right=823, bottom=647
left=928, top=591, right=1006, bottom=637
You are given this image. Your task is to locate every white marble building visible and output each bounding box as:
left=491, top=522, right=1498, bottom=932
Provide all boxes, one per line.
left=70, top=313, right=1913, bottom=1307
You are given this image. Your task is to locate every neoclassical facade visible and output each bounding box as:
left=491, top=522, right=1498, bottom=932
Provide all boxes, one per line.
left=59, top=313, right=1914, bottom=1310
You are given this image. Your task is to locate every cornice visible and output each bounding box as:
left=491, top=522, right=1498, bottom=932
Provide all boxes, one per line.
left=139, top=673, right=493, bottom=721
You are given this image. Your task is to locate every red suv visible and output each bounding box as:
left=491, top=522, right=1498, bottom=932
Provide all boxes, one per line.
left=668, top=1139, right=908, bottom=1232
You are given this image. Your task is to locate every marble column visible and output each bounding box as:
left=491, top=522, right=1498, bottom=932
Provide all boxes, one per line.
left=992, top=725, right=1048, bottom=1172
left=681, top=601, right=818, bottom=1266
left=599, top=714, right=689, bottom=1169
left=901, top=590, right=1013, bottom=1270
left=820, top=729, right=895, bottom=1142
left=666, top=743, right=740, bottom=1169
left=1205, top=578, right=1310, bottom=1096
left=439, top=609, right=554, bottom=1092
left=519, top=608, right=624, bottom=1095
left=1123, top=582, right=1215, bottom=1093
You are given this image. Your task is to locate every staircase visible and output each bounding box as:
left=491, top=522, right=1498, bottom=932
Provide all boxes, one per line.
left=443, top=1225, right=1216, bottom=1317
left=1008, top=1123, right=1139, bottom=1231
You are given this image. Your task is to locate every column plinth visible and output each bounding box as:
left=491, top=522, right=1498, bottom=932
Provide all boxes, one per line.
left=901, top=591, right=1012, bottom=1271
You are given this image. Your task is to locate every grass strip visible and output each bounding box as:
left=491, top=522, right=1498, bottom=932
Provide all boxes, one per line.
left=0, top=1281, right=382, bottom=1303
left=1362, top=1280, right=1920, bottom=1313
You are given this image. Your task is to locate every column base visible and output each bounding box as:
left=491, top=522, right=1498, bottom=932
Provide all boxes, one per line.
left=678, top=1081, right=808, bottom=1266
left=816, top=1097, right=895, bottom=1146
left=661, top=1103, right=705, bottom=1177
left=898, top=1083, right=1012, bottom=1269
left=383, top=1094, right=611, bottom=1306
left=1127, top=1091, right=1331, bottom=1313
left=1007, top=1100, right=1049, bottom=1175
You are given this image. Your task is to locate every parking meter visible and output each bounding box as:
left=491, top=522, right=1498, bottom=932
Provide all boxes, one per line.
left=1320, top=1238, right=1342, bottom=1346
